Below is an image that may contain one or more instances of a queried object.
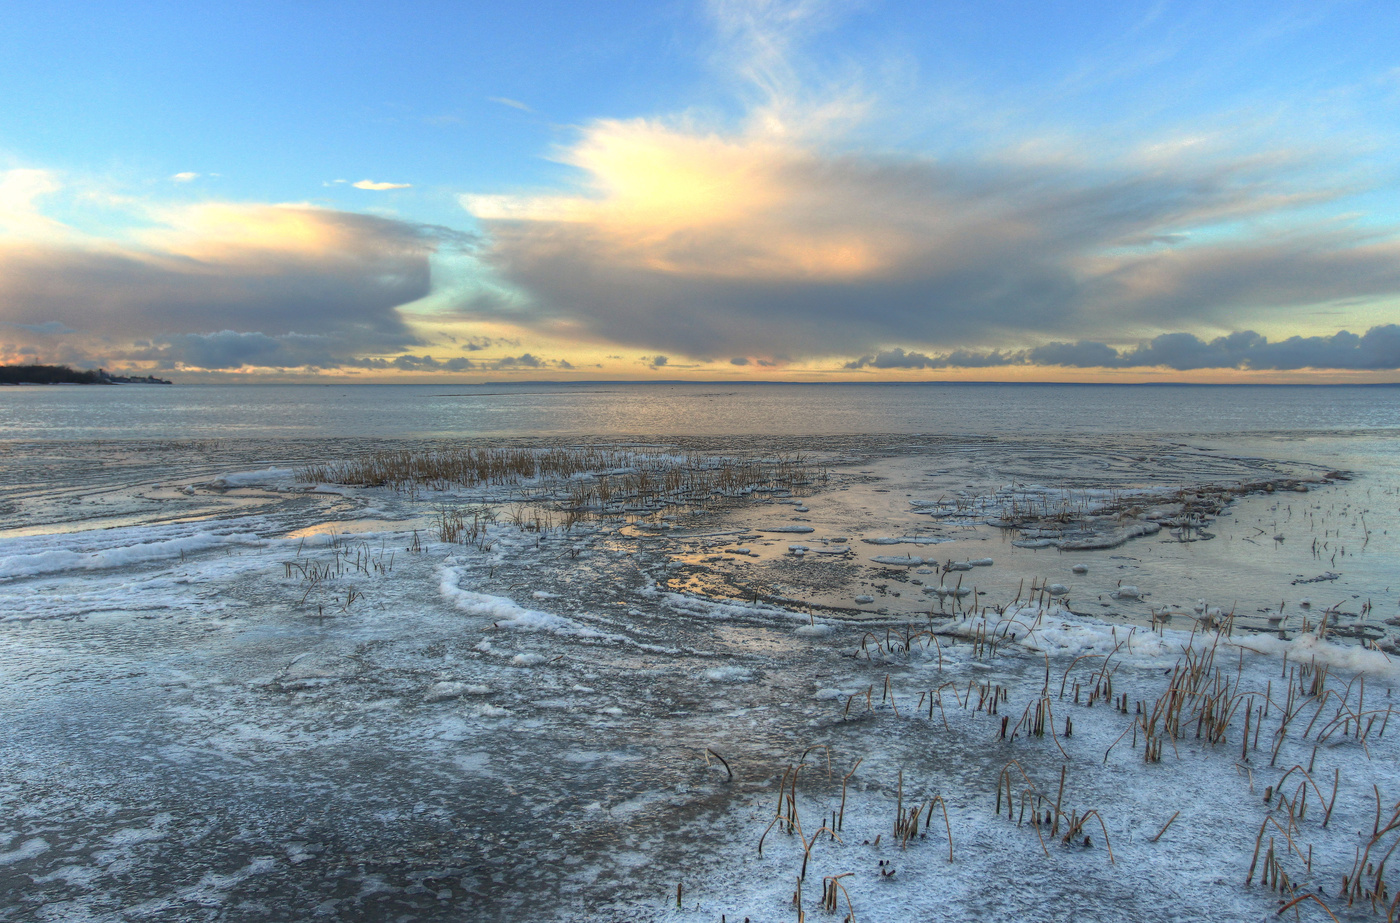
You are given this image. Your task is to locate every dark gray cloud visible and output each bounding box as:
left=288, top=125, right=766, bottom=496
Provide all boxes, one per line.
left=845, top=347, right=1023, bottom=370
left=132, top=331, right=331, bottom=370
left=846, top=324, right=1400, bottom=371
left=393, top=354, right=477, bottom=372
left=342, top=351, right=566, bottom=372
left=4, top=320, right=76, bottom=335
left=1118, top=326, right=1400, bottom=370
left=1024, top=340, right=1122, bottom=368
left=459, top=336, right=510, bottom=351
left=0, top=206, right=455, bottom=370
left=344, top=354, right=473, bottom=372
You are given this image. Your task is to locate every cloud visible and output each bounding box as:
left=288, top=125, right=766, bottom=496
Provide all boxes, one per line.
left=171, top=172, right=200, bottom=183
left=353, top=180, right=412, bottom=190
left=400, top=354, right=476, bottom=372
left=648, top=354, right=669, bottom=368
left=449, top=2, right=1400, bottom=364
left=488, top=97, right=533, bottom=113
left=1116, top=326, right=1400, bottom=370
left=0, top=168, right=68, bottom=239
left=346, top=353, right=475, bottom=372
left=342, top=351, right=569, bottom=373
left=0, top=183, right=449, bottom=370
left=845, top=347, right=1023, bottom=370
left=1024, top=341, right=1123, bottom=368
left=127, top=330, right=334, bottom=370
left=3, top=320, right=76, bottom=336
left=843, top=324, right=1400, bottom=371
left=463, top=113, right=1400, bottom=360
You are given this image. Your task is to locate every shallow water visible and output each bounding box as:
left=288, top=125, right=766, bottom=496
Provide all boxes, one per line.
left=3, top=387, right=1400, bottom=921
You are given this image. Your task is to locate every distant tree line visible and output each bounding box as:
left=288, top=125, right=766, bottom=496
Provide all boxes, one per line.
left=0, top=364, right=107, bottom=384
left=0, top=364, right=173, bottom=384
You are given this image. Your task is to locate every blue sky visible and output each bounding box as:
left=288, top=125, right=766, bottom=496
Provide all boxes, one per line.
left=2, top=0, right=1399, bottom=380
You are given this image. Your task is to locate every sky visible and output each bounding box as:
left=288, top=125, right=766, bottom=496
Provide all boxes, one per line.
left=2, top=0, right=1399, bottom=383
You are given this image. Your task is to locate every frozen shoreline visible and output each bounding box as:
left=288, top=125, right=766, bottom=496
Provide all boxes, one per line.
left=2, top=434, right=1398, bottom=921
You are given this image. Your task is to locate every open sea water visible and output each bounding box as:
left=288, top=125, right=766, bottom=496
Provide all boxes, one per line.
left=2, top=381, right=1399, bottom=440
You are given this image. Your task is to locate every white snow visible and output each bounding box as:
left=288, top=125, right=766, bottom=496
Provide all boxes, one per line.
left=0, top=527, right=261, bottom=580
left=871, top=555, right=923, bottom=566
left=212, top=466, right=298, bottom=487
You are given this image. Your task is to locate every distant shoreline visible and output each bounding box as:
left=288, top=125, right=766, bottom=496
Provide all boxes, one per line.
left=120, top=379, right=1399, bottom=388
left=0, top=364, right=171, bottom=386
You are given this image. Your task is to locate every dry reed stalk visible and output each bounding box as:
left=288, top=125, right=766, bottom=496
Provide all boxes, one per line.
left=1053, top=765, right=1066, bottom=837
left=797, top=744, right=833, bottom=779
left=705, top=748, right=733, bottom=782
left=926, top=794, right=955, bottom=862
left=1149, top=811, right=1180, bottom=843
left=758, top=765, right=794, bottom=856
left=1274, top=765, right=1334, bottom=825
left=838, top=758, right=863, bottom=832
left=1246, top=815, right=1309, bottom=884
left=1276, top=892, right=1341, bottom=921
left=1059, top=653, right=1104, bottom=698
left=1060, top=809, right=1115, bottom=863
left=798, top=824, right=841, bottom=881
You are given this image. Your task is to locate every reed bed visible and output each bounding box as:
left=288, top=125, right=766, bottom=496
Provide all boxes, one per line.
left=280, top=532, right=394, bottom=612
left=753, top=749, right=965, bottom=923
left=805, top=586, right=1398, bottom=920
left=301, top=446, right=642, bottom=492
left=301, top=447, right=819, bottom=507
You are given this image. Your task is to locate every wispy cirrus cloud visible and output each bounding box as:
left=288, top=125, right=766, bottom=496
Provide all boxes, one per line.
left=488, top=97, right=533, bottom=113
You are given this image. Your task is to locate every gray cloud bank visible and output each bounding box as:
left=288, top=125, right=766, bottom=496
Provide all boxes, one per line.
left=344, top=352, right=569, bottom=372
left=846, top=325, right=1400, bottom=371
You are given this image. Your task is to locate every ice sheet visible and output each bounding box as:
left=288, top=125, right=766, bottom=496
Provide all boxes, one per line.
left=2, top=433, right=1398, bottom=922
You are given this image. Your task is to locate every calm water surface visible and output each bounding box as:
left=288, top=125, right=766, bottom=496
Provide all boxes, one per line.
left=1, top=382, right=1398, bottom=441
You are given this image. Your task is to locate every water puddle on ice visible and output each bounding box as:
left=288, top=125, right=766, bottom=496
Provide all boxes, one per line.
left=663, top=438, right=1392, bottom=647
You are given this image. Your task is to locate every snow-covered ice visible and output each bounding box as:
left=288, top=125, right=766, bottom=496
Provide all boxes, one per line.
left=2, top=432, right=1398, bottom=922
